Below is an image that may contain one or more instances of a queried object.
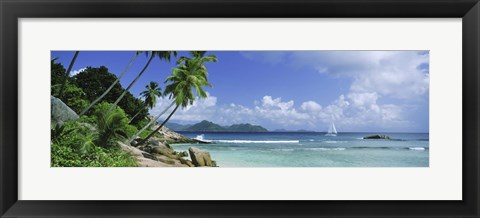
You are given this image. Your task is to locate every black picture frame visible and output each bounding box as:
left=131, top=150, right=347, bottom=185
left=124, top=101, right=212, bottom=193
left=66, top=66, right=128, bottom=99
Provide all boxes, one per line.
left=1, top=0, right=479, bottom=217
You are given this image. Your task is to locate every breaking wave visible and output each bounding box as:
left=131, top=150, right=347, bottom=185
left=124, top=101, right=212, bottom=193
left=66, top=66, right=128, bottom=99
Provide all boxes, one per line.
left=214, top=140, right=300, bottom=144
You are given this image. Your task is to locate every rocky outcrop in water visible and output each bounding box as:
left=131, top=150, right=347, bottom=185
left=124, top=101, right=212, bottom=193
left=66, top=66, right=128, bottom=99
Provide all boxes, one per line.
left=363, top=135, right=391, bottom=139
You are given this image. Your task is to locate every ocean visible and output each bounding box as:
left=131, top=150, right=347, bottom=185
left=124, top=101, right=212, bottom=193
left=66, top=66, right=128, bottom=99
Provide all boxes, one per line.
left=171, top=132, right=429, bottom=167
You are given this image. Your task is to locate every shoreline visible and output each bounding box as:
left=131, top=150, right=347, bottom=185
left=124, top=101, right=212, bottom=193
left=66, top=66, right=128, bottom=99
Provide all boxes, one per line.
left=121, top=126, right=217, bottom=167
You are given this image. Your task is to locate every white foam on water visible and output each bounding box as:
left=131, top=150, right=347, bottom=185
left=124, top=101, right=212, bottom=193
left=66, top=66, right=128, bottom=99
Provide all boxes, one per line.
left=303, top=147, right=347, bottom=151
left=275, top=148, right=295, bottom=152
left=215, top=140, right=300, bottom=144
left=193, top=134, right=212, bottom=143
left=409, top=147, right=426, bottom=151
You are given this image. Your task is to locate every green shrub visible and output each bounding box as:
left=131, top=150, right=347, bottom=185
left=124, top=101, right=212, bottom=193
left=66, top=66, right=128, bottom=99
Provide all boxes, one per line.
left=93, top=102, right=129, bottom=148
left=124, top=125, right=139, bottom=139
left=51, top=120, right=137, bottom=167
left=134, top=118, right=150, bottom=130
left=52, top=81, right=89, bottom=114
left=79, top=115, right=96, bottom=125
left=51, top=142, right=137, bottom=167
left=51, top=120, right=96, bottom=154
left=139, top=129, right=152, bottom=138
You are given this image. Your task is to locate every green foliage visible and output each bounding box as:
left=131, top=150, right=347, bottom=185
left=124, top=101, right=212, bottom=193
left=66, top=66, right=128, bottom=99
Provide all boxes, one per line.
left=93, top=102, right=129, bottom=147
left=139, top=129, right=154, bottom=138
left=124, top=125, right=139, bottom=139
left=51, top=120, right=137, bottom=167
left=140, top=81, right=162, bottom=109
left=51, top=60, right=90, bottom=114
left=51, top=143, right=137, bottom=167
left=134, top=118, right=150, bottom=130
left=59, top=83, right=89, bottom=114
left=164, top=52, right=217, bottom=107
left=71, top=66, right=147, bottom=120
left=51, top=121, right=96, bottom=154
left=51, top=122, right=77, bottom=144
left=130, top=118, right=155, bottom=138
left=51, top=60, right=66, bottom=86
left=137, top=51, right=177, bottom=63
left=139, top=52, right=217, bottom=144
left=79, top=115, right=96, bottom=125
left=72, top=66, right=121, bottom=101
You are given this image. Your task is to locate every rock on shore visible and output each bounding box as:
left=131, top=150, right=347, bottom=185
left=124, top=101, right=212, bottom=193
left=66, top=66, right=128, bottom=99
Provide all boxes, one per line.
left=151, top=125, right=207, bottom=144
left=120, top=138, right=217, bottom=167
left=189, top=147, right=216, bottom=167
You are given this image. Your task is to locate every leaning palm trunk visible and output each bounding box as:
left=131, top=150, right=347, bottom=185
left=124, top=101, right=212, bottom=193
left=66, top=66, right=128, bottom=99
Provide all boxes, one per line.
left=57, top=51, right=79, bottom=98
left=127, top=101, right=175, bottom=145
left=79, top=53, right=138, bottom=116
left=128, top=109, right=143, bottom=124
left=137, top=104, right=180, bottom=146
left=108, top=55, right=155, bottom=114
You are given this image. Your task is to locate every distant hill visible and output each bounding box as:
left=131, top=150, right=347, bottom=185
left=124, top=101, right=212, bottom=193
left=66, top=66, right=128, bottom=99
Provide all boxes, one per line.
left=181, top=120, right=268, bottom=132
left=226, top=123, right=268, bottom=132
left=185, top=120, right=225, bottom=132
left=165, top=122, right=192, bottom=131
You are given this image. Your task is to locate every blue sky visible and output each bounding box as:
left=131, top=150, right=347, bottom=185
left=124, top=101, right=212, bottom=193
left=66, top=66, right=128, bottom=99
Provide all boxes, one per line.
left=52, top=51, right=429, bottom=132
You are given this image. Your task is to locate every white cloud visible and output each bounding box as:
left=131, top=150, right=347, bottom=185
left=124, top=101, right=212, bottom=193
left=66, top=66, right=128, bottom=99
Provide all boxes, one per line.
left=290, top=51, right=429, bottom=100
left=301, top=101, right=322, bottom=112
left=149, top=92, right=218, bottom=123
left=148, top=92, right=411, bottom=132
left=254, top=96, right=310, bottom=126
left=69, top=67, right=86, bottom=77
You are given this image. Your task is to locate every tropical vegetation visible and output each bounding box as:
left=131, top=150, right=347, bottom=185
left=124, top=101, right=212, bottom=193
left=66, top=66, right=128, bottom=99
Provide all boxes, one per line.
left=50, top=51, right=217, bottom=167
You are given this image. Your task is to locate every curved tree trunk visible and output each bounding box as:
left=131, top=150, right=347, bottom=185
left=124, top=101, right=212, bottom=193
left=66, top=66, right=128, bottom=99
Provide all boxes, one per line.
left=127, top=101, right=175, bottom=145
left=108, top=55, right=155, bottom=114
left=79, top=53, right=138, bottom=116
left=136, top=104, right=180, bottom=146
left=57, top=51, right=79, bottom=98
left=128, top=109, right=143, bottom=124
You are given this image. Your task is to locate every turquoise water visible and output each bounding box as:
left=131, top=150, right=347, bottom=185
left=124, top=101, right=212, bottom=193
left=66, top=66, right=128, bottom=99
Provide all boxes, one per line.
left=171, top=132, right=429, bottom=167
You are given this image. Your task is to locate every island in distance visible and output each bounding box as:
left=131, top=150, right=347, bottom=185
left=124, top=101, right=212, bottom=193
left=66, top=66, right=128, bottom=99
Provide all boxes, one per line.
left=166, top=120, right=268, bottom=132
left=166, top=120, right=317, bottom=132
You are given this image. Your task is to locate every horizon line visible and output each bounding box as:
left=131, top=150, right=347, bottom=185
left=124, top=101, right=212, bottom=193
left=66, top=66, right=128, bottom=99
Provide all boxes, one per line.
left=175, top=130, right=429, bottom=134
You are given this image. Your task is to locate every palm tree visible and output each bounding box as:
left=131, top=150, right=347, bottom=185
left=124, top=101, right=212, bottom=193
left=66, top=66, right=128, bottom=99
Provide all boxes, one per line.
left=57, top=51, right=79, bottom=98
left=129, top=81, right=162, bottom=123
left=95, top=108, right=129, bottom=148
left=136, top=51, right=217, bottom=145
left=107, top=51, right=177, bottom=114
left=126, top=101, right=175, bottom=145
left=79, top=52, right=139, bottom=116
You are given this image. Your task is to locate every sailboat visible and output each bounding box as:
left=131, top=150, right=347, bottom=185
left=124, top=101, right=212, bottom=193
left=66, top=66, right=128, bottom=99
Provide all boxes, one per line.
left=325, top=121, right=337, bottom=136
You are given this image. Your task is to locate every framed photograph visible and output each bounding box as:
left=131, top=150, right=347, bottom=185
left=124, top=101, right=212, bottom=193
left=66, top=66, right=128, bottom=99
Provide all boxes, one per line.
left=1, top=0, right=479, bottom=217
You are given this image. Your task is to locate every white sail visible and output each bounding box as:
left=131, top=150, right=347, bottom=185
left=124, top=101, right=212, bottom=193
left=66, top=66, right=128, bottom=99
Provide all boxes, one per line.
left=331, top=122, right=337, bottom=134
left=325, top=121, right=337, bottom=136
